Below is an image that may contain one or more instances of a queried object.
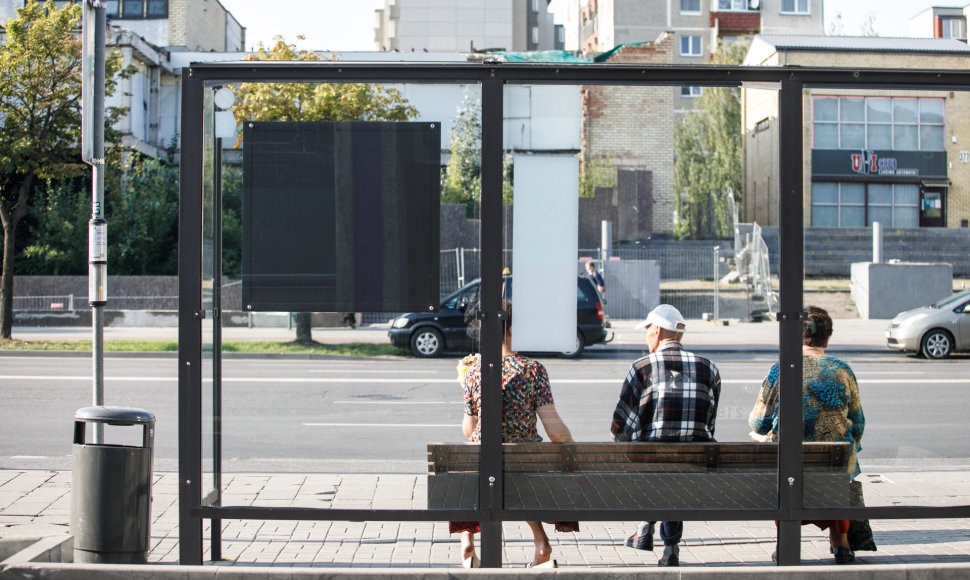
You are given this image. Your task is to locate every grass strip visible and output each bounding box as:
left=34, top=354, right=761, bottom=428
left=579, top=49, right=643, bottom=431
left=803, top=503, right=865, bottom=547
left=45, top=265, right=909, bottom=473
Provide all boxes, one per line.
left=0, top=339, right=408, bottom=357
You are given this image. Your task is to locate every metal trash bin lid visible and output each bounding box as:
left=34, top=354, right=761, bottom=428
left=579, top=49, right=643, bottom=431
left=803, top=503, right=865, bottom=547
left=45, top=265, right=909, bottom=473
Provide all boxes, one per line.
left=75, top=406, right=155, bottom=426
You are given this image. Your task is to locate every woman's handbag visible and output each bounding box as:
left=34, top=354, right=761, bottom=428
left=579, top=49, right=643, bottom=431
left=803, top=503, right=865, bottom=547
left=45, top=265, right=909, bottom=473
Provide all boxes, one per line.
left=847, top=480, right=877, bottom=551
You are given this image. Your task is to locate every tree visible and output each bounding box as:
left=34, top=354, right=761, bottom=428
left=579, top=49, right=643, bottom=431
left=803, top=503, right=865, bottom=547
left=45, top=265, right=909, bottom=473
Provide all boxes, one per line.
left=673, top=39, right=749, bottom=240
left=232, top=36, right=418, bottom=343
left=443, top=89, right=481, bottom=212
left=0, top=1, right=124, bottom=338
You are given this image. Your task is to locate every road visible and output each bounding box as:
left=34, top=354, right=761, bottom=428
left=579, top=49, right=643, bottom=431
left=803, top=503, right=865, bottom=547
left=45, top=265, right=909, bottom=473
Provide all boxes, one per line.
left=1, top=352, right=968, bottom=474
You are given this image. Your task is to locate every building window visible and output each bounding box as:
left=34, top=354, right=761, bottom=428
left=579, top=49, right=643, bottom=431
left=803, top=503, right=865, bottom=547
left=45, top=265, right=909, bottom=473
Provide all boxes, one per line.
left=680, top=0, right=701, bottom=13
left=680, top=35, right=702, bottom=56
left=941, top=16, right=966, bottom=39
left=718, top=0, right=748, bottom=10
left=531, top=26, right=539, bottom=44
left=812, top=95, right=944, bottom=152
left=812, top=182, right=919, bottom=227
left=681, top=86, right=703, bottom=97
left=105, top=0, right=167, bottom=19
left=532, top=0, right=539, bottom=13
left=780, top=0, right=808, bottom=14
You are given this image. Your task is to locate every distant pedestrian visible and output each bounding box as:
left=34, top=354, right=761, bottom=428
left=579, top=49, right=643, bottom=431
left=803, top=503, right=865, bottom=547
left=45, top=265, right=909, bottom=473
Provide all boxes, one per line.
left=610, top=304, right=721, bottom=567
left=585, top=261, right=606, bottom=295
left=748, top=305, right=865, bottom=565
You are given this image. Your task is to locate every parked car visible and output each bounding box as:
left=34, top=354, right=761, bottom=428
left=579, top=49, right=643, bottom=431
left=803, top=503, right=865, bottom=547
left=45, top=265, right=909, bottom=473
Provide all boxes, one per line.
left=886, top=289, right=970, bottom=359
left=388, top=276, right=610, bottom=358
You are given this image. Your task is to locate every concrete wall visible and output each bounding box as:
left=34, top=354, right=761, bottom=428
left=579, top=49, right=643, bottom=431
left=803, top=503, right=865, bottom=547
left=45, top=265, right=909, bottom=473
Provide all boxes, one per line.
left=850, top=262, right=953, bottom=319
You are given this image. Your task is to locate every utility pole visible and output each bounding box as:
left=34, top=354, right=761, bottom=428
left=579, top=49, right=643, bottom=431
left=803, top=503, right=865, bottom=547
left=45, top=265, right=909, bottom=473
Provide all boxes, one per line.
left=82, top=1, right=107, bottom=442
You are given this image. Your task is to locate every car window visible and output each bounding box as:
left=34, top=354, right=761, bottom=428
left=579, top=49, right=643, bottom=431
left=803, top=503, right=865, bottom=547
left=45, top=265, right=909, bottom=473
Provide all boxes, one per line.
left=933, top=289, right=970, bottom=309
left=577, top=284, right=588, bottom=303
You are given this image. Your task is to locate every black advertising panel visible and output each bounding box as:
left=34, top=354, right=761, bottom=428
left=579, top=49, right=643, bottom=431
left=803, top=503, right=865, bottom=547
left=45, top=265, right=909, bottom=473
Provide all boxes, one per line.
left=242, top=122, right=440, bottom=312
left=812, top=149, right=947, bottom=179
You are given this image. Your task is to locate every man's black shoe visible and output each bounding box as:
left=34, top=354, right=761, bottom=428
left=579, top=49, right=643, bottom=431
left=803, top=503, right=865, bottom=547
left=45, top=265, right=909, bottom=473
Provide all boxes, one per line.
left=658, top=543, right=680, bottom=567
left=624, top=522, right=654, bottom=551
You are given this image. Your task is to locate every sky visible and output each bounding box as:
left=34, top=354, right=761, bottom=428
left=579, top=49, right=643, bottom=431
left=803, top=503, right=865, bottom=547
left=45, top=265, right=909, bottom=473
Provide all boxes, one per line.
left=218, top=0, right=955, bottom=52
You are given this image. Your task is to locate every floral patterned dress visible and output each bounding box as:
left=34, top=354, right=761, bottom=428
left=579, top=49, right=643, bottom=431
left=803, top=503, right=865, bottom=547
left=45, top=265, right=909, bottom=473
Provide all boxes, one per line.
left=449, top=354, right=578, bottom=534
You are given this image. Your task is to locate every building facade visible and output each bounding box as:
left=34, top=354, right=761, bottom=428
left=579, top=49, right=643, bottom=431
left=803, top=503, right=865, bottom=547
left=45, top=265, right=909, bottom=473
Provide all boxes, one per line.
left=909, top=5, right=968, bottom=42
left=742, top=35, right=970, bottom=229
left=570, top=0, right=823, bottom=110
left=374, top=0, right=563, bottom=53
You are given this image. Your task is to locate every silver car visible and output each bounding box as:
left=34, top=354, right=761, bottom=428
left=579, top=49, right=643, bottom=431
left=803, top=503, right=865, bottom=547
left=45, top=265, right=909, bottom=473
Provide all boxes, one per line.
left=886, top=289, right=970, bottom=359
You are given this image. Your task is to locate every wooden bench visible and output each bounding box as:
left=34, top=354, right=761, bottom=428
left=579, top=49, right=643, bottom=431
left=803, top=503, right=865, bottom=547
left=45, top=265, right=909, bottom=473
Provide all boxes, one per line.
left=427, top=442, right=849, bottom=511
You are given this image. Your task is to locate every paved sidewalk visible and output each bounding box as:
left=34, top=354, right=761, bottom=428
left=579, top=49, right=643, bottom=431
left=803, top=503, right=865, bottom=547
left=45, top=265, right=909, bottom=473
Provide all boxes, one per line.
left=2, top=468, right=969, bottom=568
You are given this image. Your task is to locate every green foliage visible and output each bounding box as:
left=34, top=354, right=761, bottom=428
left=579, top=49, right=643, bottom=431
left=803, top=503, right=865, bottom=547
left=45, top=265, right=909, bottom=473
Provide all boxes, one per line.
left=580, top=155, right=617, bottom=198
left=220, top=165, right=243, bottom=279
left=443, top=89, right=482, bottom=212
left=231, top=36, right=418, bottom=146
left=17, top=179, right=89, bottom=275
left=105, top=154, right=180, bottom=275
left=673, top=39, right=749, bottom=239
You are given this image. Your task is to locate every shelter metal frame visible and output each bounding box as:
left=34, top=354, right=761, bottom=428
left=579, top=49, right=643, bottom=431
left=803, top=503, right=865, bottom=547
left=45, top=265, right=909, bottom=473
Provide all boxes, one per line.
left=178, top=61, right=970, bottom=567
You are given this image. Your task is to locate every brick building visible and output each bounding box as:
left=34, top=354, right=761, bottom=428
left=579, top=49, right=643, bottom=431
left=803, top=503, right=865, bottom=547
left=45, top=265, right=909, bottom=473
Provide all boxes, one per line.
left=742, top=35, right=970, bottom=230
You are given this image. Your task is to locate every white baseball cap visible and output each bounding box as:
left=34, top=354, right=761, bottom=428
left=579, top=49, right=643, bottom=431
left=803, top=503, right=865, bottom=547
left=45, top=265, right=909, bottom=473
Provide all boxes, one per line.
left=635, top=304, right=686, bottom=332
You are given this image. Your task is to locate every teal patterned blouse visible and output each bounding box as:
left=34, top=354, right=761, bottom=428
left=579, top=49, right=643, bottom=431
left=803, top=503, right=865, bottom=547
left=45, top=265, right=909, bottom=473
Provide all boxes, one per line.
left=749, top=355, right=865, bottom=479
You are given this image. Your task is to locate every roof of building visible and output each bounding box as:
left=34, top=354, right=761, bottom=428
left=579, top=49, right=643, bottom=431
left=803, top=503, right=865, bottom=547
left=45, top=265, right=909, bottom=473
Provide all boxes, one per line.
left=753, top=34, right=970, bottom=54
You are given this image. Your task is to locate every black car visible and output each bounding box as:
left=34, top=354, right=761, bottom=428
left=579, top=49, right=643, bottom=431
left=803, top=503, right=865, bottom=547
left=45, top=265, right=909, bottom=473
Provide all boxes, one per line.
left=388, top=276, right=610, bottom=358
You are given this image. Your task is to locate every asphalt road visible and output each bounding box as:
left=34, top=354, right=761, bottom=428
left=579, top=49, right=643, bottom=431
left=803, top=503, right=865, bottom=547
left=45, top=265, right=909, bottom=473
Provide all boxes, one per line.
left=1, top=352, right=968, bottom=474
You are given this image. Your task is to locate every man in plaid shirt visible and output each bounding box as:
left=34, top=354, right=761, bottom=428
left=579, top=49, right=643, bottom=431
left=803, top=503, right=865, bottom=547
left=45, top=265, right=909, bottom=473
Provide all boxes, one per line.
left=610, top=304, right=721, bottom=567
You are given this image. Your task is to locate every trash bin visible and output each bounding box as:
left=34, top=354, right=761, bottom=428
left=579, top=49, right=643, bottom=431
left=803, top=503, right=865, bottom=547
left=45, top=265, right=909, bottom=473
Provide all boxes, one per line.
left=71, top=406, right=155, bottom=564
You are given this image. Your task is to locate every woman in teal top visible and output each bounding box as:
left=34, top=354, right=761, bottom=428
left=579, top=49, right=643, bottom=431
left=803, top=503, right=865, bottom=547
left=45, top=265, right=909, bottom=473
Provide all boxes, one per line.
left=749, top=306, right=865, bottom=564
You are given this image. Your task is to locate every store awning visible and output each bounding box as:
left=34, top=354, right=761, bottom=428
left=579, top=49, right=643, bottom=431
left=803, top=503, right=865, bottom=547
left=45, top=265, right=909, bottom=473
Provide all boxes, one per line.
left=921, top=179, right=950, bottom=188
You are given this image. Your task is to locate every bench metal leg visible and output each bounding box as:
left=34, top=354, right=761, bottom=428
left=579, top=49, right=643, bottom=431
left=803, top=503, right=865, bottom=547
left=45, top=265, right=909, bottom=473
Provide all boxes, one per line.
left=777, top=519, right=801, bottom=565
left=480, top=521, right=502, bottom=568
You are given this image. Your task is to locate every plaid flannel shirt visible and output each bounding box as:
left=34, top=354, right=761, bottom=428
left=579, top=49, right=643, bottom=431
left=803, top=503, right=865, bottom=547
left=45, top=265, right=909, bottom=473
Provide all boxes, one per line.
left=610, top=341, right=721, bottom=442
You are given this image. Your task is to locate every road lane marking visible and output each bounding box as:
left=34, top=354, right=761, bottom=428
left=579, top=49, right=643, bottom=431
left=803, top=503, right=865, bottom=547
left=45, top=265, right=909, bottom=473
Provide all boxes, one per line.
left=332, top=401, right=459, bottom=404
left=303, top=423, right=456, bottom=427
left=0, top=375, right=965, bottom=385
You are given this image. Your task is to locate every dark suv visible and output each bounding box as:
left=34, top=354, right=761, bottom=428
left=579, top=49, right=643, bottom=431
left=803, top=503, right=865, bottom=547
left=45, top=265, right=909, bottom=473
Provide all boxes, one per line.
left=388, top=276, right=610, bottom=358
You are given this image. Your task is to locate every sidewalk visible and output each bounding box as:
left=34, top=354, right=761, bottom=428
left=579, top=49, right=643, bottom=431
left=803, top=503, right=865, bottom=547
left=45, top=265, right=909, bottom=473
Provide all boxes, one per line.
left=2, top=468, right=969, bottom=571
left=9, top=316, right=896, bottom=355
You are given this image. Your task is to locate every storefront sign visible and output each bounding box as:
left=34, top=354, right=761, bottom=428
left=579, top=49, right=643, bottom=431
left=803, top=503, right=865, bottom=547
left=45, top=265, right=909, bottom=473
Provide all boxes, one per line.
left=812, top=149, right=946, bottom=179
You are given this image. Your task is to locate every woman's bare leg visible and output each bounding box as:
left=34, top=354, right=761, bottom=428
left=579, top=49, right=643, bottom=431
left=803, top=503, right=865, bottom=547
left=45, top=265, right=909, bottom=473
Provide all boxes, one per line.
left=830, top=528, right=850, bottom=549
left=526, top=521, right=552, bottom=566
left=461, top=531, right=477, bottom=561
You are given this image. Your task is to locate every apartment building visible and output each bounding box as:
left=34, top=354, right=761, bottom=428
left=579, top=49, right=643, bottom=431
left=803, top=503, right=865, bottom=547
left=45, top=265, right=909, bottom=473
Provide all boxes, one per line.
left=569, top=0, right=823, bottom=109
left=909, top=5, right=968, bottom=42
left=375, top=0, right=564, bottom=52
left=742, top=35, right=970, bottom=229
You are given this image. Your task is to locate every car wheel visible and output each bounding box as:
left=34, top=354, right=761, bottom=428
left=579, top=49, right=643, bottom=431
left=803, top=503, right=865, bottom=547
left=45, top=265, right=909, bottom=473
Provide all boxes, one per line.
left=559, top=331, right=585, bottom=359
left=920, top=329, right=953, bottom=359
left=411, top=327, right=444, bottom=358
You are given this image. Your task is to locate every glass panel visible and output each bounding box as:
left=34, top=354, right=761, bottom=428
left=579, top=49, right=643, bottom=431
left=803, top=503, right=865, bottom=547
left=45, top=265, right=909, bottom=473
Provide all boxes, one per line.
left=813, top=124, right=838, bottom=148
left=839, top=97, right=864, bottom=122
left=498, top=82, right=776, bottom=514
left=868, top=207, right=891, bottom=227
left=866, top=97, right=891, bottom=123
left=146, top=0, right=167, bottom=17
left=813, top=97, right=838, bottom=121
left=920, top=126, right=944, bottom=151
left=103, top=0, right=119, bottom=17
left=216, top=81, right=480, bottom=514
left=893, top=98, right=918, bottom=124
left=812, top=182, right=838, bottom=204
left=812, top=205, right=838, bottom=227
left=840, top=123, right=865, bottom=149
left=201, top=87, right=216, bottom=500
left=894, top=183, right=919, bottom=204
left=919, top=98, right=944, bottom=124
left=894, top=124, right=917, bottom=150
left=894, top=205, right=918, bottom=227
left=840, top=182, right=865, bottom=205
left=840, top=205, right=865, bottom=227
left=867, top=125, right=891, bottom=149
left=868, top=183, right=892, bottom=205
left=121, top=0, right=142, bottom=18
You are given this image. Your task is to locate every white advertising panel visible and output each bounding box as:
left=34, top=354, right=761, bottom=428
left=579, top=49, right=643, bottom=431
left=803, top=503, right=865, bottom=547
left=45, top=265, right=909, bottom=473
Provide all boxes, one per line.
left=511, top=154, right=579, bottom=352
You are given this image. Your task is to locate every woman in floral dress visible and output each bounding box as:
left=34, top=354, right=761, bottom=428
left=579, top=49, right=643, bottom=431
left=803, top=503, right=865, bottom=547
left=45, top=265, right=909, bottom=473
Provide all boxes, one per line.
left=451, top=306, right=575, bottom=568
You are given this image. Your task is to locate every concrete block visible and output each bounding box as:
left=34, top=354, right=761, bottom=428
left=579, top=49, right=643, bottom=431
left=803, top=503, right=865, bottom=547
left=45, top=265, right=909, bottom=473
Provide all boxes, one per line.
left=850, top=262, right=953, bottom=319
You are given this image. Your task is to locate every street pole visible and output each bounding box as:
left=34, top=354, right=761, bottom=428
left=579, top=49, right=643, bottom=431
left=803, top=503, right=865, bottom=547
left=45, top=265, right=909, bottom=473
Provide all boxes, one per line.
left=82, top=1, right=107, bottom=442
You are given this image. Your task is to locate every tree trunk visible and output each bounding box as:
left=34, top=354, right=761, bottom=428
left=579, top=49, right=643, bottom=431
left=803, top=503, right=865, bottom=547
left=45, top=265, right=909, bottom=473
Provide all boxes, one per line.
left=0, top=220, right=15, bottom=339
left=294, top=312, right=313, bottom=344
left=1, top=176, right=35, bottom=339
